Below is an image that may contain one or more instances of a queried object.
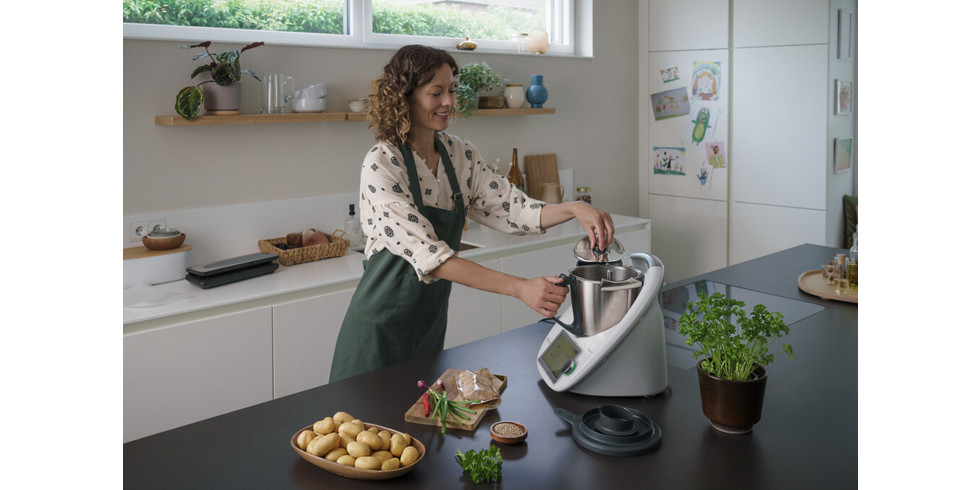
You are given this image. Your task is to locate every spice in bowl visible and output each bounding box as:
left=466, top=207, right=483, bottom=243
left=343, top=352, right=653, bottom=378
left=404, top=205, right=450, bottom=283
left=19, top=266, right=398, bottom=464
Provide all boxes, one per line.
left=490, top=421, right=527, bottom=444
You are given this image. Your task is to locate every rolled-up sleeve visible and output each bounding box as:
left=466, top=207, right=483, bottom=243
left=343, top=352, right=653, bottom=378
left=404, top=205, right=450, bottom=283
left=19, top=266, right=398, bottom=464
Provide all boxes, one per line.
left=463, top=139, right=546, bottom=235
left=359, top=143, right=457, bottom=283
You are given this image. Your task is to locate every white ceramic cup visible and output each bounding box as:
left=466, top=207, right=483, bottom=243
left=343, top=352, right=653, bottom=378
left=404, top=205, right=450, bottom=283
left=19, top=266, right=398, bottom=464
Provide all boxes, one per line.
left=298, top=83, right=327, bottom=99
left=291, top=97, right=326, bottom=113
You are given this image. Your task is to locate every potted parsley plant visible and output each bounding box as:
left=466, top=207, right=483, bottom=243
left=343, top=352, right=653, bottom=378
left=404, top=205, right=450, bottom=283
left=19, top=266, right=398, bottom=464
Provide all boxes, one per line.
left=677, top=292, right=794, bottom=434
left=456, top=61, right=502, bottom=117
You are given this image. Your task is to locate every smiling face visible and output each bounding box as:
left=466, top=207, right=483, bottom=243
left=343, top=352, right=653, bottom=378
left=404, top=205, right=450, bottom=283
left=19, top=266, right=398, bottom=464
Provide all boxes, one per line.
left=409, top=63, right=457, bottom=136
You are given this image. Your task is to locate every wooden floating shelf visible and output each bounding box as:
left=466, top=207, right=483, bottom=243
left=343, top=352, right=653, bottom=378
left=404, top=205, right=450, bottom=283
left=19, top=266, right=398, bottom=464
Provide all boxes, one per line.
left=154, top=107, right=554, bottom=126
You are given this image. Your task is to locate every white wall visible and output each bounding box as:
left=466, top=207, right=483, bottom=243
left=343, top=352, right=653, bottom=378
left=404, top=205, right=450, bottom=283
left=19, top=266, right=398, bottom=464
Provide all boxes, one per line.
left=122, top=3, right=640, bottom=219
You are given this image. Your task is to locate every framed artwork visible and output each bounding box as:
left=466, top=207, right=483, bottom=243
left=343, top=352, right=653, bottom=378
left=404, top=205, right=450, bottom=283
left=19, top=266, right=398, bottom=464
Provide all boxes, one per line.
left=834, top=137, right=852, bottom=173
left=838, top=9, right=852, bottom=60
left=836, top=80, right=852, bottom=115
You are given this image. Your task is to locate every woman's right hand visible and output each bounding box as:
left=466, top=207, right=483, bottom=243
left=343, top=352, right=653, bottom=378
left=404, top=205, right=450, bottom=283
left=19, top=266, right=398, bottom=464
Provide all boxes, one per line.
left=517, top=276, right=568, bottom=318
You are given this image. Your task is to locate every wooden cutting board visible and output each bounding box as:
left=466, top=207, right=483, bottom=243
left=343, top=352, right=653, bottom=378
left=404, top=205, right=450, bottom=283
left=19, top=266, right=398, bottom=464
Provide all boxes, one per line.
left=404, top=369, right=507, bottom=431
left=524, top=154, right=560, bottom=201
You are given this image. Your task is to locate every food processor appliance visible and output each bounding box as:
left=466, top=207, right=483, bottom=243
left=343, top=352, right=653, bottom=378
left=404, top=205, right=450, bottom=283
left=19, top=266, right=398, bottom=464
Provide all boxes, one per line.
left=536, top=244, right=669, bottom=397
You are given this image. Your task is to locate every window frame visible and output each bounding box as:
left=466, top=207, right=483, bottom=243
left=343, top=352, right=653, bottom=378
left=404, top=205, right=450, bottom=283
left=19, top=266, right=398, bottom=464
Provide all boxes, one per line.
left=123, top=0, right=587, bottom=57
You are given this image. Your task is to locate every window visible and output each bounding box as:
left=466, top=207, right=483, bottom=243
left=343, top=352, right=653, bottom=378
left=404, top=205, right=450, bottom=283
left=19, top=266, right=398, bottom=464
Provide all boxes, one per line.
left=123, top=0, right=586, bottom=56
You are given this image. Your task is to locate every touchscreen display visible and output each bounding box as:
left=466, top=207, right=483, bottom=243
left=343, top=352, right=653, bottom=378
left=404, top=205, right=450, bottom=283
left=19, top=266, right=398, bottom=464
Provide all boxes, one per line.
left=539, top=330, right=581, bottom=382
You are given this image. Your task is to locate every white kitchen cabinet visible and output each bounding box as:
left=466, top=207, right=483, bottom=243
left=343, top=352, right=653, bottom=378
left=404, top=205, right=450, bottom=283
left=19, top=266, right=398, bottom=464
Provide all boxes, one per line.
left=124, top=307, right=272, bottom=442
left=649, top=0, right=728, bottom=51
left=733, top=0, right=829, bottom=48
left=649, top=194, right=728, bottom=284
left=730, top=202, right=825, bottom=265
left=272, top=287, right=355, bottom=398
left=446, top=257, right=503, bottom=349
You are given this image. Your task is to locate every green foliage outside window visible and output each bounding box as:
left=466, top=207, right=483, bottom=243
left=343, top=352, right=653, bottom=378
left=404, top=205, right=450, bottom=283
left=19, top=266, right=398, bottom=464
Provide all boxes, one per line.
left=123, top=0, right=544, bottom=40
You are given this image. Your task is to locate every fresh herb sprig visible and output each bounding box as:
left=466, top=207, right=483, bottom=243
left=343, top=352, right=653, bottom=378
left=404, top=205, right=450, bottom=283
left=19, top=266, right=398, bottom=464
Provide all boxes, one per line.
left=417, top=380, right=478, bottom=434
left=456, top=444, right=503, bottom=484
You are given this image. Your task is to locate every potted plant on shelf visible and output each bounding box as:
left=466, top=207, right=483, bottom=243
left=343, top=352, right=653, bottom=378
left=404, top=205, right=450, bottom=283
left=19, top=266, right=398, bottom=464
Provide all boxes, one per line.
left=677, top=292, right=794, bottom=434
left=456, top=62, right=502, bottom=118
left=174, top=41, right=264, bottom=121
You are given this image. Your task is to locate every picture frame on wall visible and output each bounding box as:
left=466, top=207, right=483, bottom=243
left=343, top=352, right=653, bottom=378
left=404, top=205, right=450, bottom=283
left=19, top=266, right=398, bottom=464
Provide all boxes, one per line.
left=838, top=9, right=852, bottom=60
left=836, top=80, right=853, bottom=115
left=834, top=137, right=852, bottom=174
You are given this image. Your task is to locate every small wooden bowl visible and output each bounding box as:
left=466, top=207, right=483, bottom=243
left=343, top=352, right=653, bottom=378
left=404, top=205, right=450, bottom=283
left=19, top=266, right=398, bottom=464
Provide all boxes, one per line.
left=142, top=233, right=186, bottom=251
left=490, top=421, right=527, bottom=444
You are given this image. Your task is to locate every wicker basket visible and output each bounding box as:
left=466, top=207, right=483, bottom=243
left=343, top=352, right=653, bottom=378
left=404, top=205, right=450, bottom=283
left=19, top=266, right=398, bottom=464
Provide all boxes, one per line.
left=258, top=229, right=349, bottom=266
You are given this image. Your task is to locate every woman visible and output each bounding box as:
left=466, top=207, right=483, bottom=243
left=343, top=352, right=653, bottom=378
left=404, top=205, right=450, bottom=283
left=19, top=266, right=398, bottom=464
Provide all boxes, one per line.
left=329, top=45, right=615, bottom=382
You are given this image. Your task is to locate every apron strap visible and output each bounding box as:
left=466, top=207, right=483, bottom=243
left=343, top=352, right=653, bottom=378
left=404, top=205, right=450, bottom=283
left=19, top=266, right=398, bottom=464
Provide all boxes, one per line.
left=398, top=135, right=465, bottom=213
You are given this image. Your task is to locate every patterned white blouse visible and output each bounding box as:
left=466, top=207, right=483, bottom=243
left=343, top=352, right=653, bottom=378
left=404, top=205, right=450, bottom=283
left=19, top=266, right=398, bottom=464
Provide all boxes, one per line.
left=359, top=132, right=546, bottom=283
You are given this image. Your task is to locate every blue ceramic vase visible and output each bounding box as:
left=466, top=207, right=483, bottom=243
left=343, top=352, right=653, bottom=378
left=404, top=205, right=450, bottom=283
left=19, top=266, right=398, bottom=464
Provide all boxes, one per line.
left=526, top=75, right=548, bottom=108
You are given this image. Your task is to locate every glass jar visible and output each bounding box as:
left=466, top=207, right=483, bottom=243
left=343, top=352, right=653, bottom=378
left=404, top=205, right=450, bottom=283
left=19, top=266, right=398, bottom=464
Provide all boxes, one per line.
left=575, top=186, right=592, bottom=204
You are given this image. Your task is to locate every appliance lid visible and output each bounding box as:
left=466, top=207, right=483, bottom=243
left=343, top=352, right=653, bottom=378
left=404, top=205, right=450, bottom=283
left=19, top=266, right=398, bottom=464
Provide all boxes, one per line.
left=555, top=405, right=662, bottom=456
left=573, top=236, right=625, bottom=264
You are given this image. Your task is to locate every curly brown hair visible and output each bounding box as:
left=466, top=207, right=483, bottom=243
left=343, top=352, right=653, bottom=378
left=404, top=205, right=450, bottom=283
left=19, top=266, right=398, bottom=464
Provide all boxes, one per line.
left=367, top=45, right=459, bottom=144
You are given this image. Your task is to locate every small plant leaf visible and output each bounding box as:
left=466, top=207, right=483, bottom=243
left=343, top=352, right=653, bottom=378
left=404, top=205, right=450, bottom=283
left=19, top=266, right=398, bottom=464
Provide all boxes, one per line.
left=190, top=63, right=215, bottom=79
left=174, top=86, right=204, bottom=121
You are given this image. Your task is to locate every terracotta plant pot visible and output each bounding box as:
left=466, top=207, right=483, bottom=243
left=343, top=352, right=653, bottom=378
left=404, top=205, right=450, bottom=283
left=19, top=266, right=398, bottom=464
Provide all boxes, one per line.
left=696, top=360, right=767, bottom=434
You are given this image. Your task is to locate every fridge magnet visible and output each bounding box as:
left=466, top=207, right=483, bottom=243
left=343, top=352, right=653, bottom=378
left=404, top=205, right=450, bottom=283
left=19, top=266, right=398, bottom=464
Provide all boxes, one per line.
left=651, top=87, right=691, bottom=121
left=705, top=141, right=727, bottom=168
left=687, top=105, right=719, bottom=146
left=691, top=61, right=721, bottom=101
left=696, top=160, right=712, bottom=190
left=838, top=9, right=852, bottom=60
left=660, top=66, right=679, bottom=83
left=653, top=146, right=686, bottom=176
left=835, top=80, right=853, bottom=115
left=834, top=137, right=852, bottom=173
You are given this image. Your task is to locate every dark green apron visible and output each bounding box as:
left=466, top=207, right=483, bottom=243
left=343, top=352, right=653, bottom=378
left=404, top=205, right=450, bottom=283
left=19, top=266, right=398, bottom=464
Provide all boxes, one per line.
left=329, top=138, right=465, bottom=382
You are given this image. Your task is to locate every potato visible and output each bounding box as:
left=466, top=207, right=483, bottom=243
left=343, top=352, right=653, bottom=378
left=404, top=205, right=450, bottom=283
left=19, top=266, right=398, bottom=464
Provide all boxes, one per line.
left=338, top=421, right=363, bottom=439
left=333, top=411, right=354, bottom=424
left=336, top=455, right=356, bottom=466
left=307, top=433, right=339, bottom=457
left=351, top=419, right=366, bottom=433
left=401, top=433, right=412, bottom=446
left=389, top=434, right=406, bottom=457
left=313, top=417, right=336, bottom=435
left=377, top=430, right=392, bottom=451
left=347, top=441, right=371, bottom=458
left=380, top=457, right=401, bottom=471
left=368, top=426, right=379, bottom=434
left=355, top=456, right=382, bottom=470
left=371, top=450, right=393, bottom=462
left=296, top=430, right=316, bottom=450
left=325, top=447, right=347, bottom=462
left=399, top=446, right=419, bottom=466
left=357, top=430, right=383, bottom=450
left=339, top=432, right=355, bottom=447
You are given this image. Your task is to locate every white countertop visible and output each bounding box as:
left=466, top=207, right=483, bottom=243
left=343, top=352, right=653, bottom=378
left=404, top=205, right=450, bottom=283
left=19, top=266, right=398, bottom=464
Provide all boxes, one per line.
left=124, top=214, right=648, bottom=327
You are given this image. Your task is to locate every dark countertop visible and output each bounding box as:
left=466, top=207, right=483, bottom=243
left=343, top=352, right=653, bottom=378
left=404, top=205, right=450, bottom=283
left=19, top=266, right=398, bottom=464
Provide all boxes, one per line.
left=124, top=244, right=857, bottom=489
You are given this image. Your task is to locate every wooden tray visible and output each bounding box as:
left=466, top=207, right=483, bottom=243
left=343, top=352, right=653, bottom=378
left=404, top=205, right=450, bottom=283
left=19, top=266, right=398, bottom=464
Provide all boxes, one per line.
left=290, top=422, right=425, bottom=480
left=798, top=270, right=857, bottom=303
left=404, top=369, right=506, bottom=431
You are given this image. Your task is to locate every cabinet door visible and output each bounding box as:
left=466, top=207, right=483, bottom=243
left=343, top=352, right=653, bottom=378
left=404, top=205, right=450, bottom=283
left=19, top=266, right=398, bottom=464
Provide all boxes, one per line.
left=446, top=257, right=503, bottom=349
left=272, top=288, right=355, bottom=398
left=124, top=307, right=272, bottom=442
left=649, top=194, right=728, bottom=284
left=500, top=245, right=575, bottom=332
left=649, top=0, right=728, bottom=51
left=730, top=201, right=825, bottom=265
left=732, top=44, right=828, bottom=210
left=733, top=0, right=829, bottom=48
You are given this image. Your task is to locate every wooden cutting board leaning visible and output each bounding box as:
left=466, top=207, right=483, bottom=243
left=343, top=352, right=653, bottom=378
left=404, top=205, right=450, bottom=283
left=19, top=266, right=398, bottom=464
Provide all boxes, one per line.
left=404, top=369, right=507, bottom=431
left=524, top=153, right=560, bottom=201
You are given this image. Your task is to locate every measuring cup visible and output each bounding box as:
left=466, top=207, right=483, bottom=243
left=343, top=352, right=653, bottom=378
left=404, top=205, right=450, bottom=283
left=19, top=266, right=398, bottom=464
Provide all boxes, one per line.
left=260, top=73, right=295, bottom=114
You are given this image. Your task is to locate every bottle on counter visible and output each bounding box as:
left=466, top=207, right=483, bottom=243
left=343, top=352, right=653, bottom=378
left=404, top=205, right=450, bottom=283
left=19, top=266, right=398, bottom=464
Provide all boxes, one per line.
left=834, top=253, right=847, bottom=294
left=847, top=227, right=858, bottom=290
left=575, top=186, right=592, bottom=205
left=345, top=204, right=363, bottom=250
left=507, top=148, right=524, bottom=191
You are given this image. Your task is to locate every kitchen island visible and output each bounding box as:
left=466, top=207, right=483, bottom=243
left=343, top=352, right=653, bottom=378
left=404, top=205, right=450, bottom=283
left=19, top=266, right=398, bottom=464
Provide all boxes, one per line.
left=123, top=244, right=857, bottom=488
